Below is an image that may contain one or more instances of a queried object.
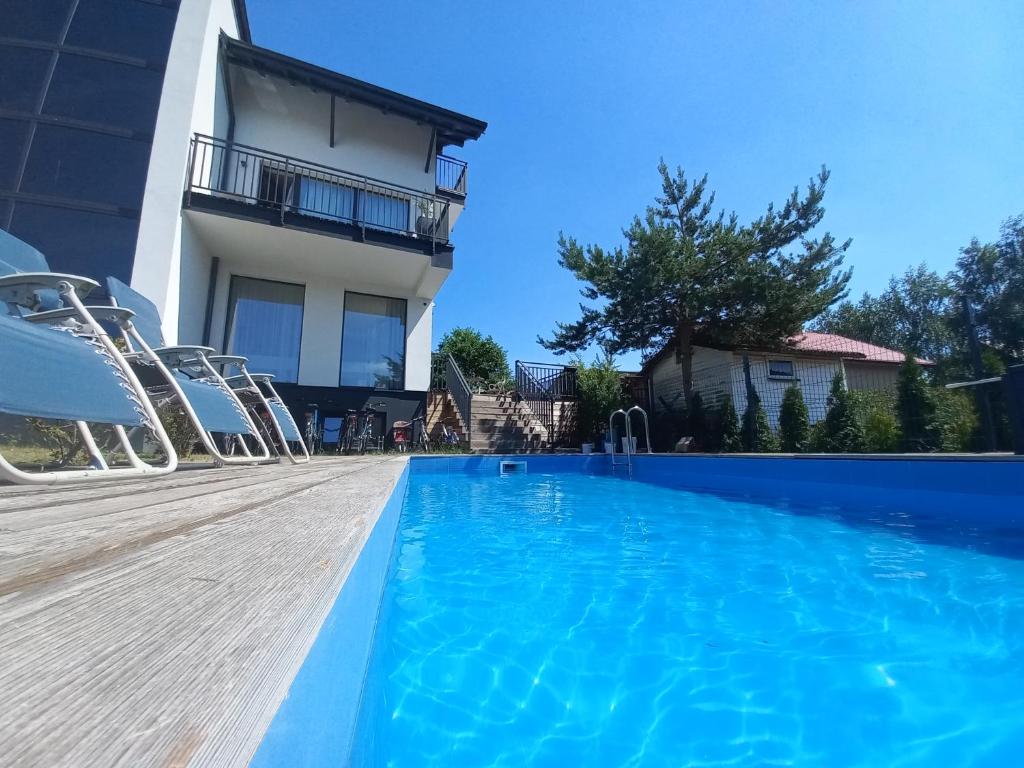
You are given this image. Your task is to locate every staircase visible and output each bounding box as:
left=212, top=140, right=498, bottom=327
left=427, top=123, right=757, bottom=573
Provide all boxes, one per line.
left=469, top=394, right=549, bottom=453
left=425, top=390, right=467, bottom=443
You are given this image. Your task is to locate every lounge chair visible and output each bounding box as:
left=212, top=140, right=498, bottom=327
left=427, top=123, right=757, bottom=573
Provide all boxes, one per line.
left=212, top=362, right=310, bottom=464
left=0, top=231, right=178, bottom=484
left=102, top=277, right=273, bottom=466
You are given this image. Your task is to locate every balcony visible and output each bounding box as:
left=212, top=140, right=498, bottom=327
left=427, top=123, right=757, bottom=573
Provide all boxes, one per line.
left=435, top=154, right=468, bottom=197
left=185, top=134, right=454, bottom=255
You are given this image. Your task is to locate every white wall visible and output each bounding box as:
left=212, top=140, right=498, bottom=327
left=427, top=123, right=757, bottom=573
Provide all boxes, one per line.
left=648, top=346, right=846, bottom=428
left=231, top=69, right=435, bottom=193
left=207, top=258, right=433, bottom=392
left=845, top=361, right=900, bottom=392
left=133, top=0, right=240, bottom=343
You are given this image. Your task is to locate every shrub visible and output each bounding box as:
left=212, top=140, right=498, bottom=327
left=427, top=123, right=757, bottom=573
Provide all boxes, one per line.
left=779, top=385, right=810, bottom=452
left=573, top=353, right=626, bottom=444
left=718, top=394, right=741, bottom=452
left=849, top=390, right=901, bottom=452
left=896, top=353, right=941, bottom=451
left=821, top=373, right=866, bottom=452
left=741, top=389, right=779, bottom=452
left=157, top=405, right=200, bottom=458
left=934, top=387, right=979, bottom=452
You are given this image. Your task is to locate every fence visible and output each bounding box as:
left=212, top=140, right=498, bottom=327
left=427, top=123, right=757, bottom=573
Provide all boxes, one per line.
left=642, top=336, right=1017, bottom=454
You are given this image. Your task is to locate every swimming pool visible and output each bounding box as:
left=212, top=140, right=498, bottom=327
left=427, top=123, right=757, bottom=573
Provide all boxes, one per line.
left=256, top=456, right=1024, bottom=767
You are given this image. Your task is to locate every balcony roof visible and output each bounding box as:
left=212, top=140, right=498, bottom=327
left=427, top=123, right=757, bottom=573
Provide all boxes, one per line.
left=220, top=35, right=488, bottom=148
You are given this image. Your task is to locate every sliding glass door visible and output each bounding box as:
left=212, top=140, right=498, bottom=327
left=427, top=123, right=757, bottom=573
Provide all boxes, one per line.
left=225, top=276, right=304, bottom=382
left=340, top=292, right=406, bottom=390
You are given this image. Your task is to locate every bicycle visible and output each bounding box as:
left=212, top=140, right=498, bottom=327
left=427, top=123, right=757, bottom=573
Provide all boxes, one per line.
left=303, top=403, right=321, bottom=455
left=345, top=402, right=386, bottom=454
left=411, top=415, right=430, bottom=453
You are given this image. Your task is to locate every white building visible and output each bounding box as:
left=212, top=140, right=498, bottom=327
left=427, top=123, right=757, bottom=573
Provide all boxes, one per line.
left=130, top=0, right=486, bottom=431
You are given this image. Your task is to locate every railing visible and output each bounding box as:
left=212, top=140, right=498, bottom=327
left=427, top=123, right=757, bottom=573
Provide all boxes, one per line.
left=187, top=133, right=451, bottom=247
left=436, top=154, right=467, bottom=196
left=515, top=361, right=578, bottom=446
left=430, top=352, right=448, bottom=391
left=445, top=354, right=473, bottom=448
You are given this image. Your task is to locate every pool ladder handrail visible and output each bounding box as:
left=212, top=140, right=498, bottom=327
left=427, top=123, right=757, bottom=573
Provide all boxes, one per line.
left=608, top=405, right=652, bottom=478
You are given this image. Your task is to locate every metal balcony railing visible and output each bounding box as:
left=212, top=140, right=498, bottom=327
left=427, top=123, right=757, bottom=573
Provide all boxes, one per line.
left=187, top=134, right=452, bottom=247
left=435, top=154, right=467, bottom=196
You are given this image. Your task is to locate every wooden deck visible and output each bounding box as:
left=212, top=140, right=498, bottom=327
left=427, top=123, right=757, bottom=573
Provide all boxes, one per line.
left=0, top=456, right=408, bottom=768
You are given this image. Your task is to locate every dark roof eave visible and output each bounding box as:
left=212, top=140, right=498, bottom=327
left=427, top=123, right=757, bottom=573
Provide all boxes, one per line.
left=220, top=34, right=487, bottom=147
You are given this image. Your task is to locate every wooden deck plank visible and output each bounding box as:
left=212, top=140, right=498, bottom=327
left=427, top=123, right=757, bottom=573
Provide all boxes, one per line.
left=0, top=455, right=407, bottom=767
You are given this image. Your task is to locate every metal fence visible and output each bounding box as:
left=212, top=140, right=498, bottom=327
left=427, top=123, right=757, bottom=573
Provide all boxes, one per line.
left=436, top=154, right=468, bottom=196
left=187, top=133, right=451, bottom=246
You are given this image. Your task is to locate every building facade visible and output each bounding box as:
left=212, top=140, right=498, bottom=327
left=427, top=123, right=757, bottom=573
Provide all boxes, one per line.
left=0, top=0, right=486, bottom=433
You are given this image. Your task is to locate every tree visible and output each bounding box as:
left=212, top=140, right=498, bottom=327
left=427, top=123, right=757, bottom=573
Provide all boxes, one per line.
left=896, top=352, right=941, bottom=451
left=821, top=373, right=865, bottom=452
left=779, top=386, right=810, bottom=452
left=688, top=392, right=708, bottom=449
left=812, top=264, right=957, bottom=364
left=573, top=352, right=625, bottom=443
left=436, top=327, right=510, bottom=386
left=539, top=163, right=852, bottom=405
left=951, top=213, right=1024, bottom=364
left=718, top=394, right=741, bottom=452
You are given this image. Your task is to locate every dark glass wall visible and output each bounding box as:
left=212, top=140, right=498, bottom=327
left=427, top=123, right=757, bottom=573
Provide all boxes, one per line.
left=0, top=0, right=180, bottom=282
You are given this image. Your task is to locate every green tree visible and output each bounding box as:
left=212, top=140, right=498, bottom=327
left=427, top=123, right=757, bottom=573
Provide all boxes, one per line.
left=812, top=264, right=957, bottom=364
left=573, top=353, right=625, bottom=443
left=741, top=390, right=778, bottom=452
left=821, top=373, right=866, bottom=452
left=718, top=394, right=741, bottom=452
left=779, top=386, right=810, bottom=452
left=436, top=327, right=511, bottom=386
left=849, top=391, right=901, bottom=452
left=540, top=163, right=851, bottom=404
left=896, top=353, right=941, bottom=451
left=933, top=388, right=979, bottom=452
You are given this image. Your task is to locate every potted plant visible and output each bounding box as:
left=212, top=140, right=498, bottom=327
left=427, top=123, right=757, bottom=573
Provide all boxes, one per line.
left=416, top=198, right=435, bottom=236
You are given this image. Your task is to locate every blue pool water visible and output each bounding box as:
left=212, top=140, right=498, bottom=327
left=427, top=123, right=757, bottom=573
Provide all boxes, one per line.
left=351, top=470, right=1024, bottom=767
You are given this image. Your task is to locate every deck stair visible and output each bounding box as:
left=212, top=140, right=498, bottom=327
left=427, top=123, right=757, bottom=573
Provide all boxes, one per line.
left=469, top=394, right=549, bottom=453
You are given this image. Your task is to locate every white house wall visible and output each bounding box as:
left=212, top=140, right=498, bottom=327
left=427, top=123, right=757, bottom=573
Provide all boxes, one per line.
left=134, top=0, right=239, bottom=343
left=649, top=347, right=847, bottom=429
left=231, top=70, right=436, bottom=193
left=206, top=255, right=434, bottom=392
left=845, top=362, right=900, bottom=392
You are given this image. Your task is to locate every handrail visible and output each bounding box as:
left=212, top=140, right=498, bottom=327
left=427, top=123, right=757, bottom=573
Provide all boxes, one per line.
left=436, top=154, right=468, bottom=195
left=187, top=134, right=451, bottom=246
left=608, top=405, right=652, bottom=478
left=445, top=354, right=472, bottom=449
left=515, top=360, right=555, bottom=445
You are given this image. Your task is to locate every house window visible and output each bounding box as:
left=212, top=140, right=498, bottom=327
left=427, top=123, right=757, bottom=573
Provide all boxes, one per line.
left=767, top=359, right=795, bottom=379
left=340, top=292, right=406, bottom=390
left=225, top=276, right=304, bottom=382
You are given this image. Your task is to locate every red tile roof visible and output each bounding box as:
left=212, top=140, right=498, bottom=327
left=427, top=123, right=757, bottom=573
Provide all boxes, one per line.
left=787, top=332, right=932, bottom=365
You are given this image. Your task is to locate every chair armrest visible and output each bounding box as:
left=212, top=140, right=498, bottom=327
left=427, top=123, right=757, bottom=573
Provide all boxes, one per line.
left=0, top=273, right=99, bottom=306
left=207, top=355, right=249, bottom=367
left=22, top=306, right=136, bottom=327
left=151, top=345, right=216, bottom=369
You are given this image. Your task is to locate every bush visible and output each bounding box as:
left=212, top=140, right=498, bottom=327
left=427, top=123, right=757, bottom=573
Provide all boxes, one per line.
left=437, top=327, right=511, bottom=386
left=718, top=394, right=741, bottom=452
left=896, top=353, right=941, bottom=451
left=934, top=387, right=978, bottom=452
left=849, top=390, right=901, bottom=452
left=157, top=405, right=200, bottom=458
left=573, top=353, right=626, bottom=444
left=779, top=385, right=810, bottom=452
left=821, top=373, right=866, bottom=452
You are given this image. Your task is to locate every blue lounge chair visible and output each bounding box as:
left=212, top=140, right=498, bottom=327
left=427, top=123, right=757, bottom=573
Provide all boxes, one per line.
left=0, top=231, right=177, bottom=483
left=103, top=277, right=273, bottom=466
left=215, top=363, right=310, bottom=464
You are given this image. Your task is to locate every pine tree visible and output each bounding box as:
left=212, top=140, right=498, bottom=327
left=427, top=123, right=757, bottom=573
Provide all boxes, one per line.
left=779, top=385, right=810, bottom=452
left=896, top=352, right=941, bottom=451
left=741, top=391, right=779, bottom=452
left=822, top=372, right=866, bottom=452
left=719, top=394, right=741, bottom=452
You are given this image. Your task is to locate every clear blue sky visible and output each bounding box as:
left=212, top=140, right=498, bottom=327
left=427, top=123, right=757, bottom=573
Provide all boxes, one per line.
left=247, top=0, right=1023, bottom=370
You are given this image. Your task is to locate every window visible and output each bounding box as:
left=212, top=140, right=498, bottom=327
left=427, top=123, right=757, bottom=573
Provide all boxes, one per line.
left=296, top=175, right=356, bottom=222
left=360, top=190, right=410, bottom=233
left=767, top=359, right=795, bottom=379
left=225, top=277, right=304, bottom=383
left=340, top=292, right=406, bottom=390
left=66, top=0, right=177, bottom=62
left=0, top=119, right=31, bottom=188
left=0, top=0, right=75, bottom=43
left=0, top=45, right=52, bottom=112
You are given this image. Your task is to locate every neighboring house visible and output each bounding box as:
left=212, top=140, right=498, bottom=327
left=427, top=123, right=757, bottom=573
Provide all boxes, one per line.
left=0, top=0, right=486, bottom=431
left=642, top=332, right=931, bottom=429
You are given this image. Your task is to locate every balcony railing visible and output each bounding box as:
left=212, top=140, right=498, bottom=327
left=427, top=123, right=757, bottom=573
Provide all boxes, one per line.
left=187, top=134, right=452, bottom=247
left=436, top=154, right=467, bottom=196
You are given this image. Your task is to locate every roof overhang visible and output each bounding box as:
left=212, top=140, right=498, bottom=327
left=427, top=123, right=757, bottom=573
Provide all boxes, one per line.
left=232, top=0, right=251, bottom=43
left=219, top=34, right=487, bottom=148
